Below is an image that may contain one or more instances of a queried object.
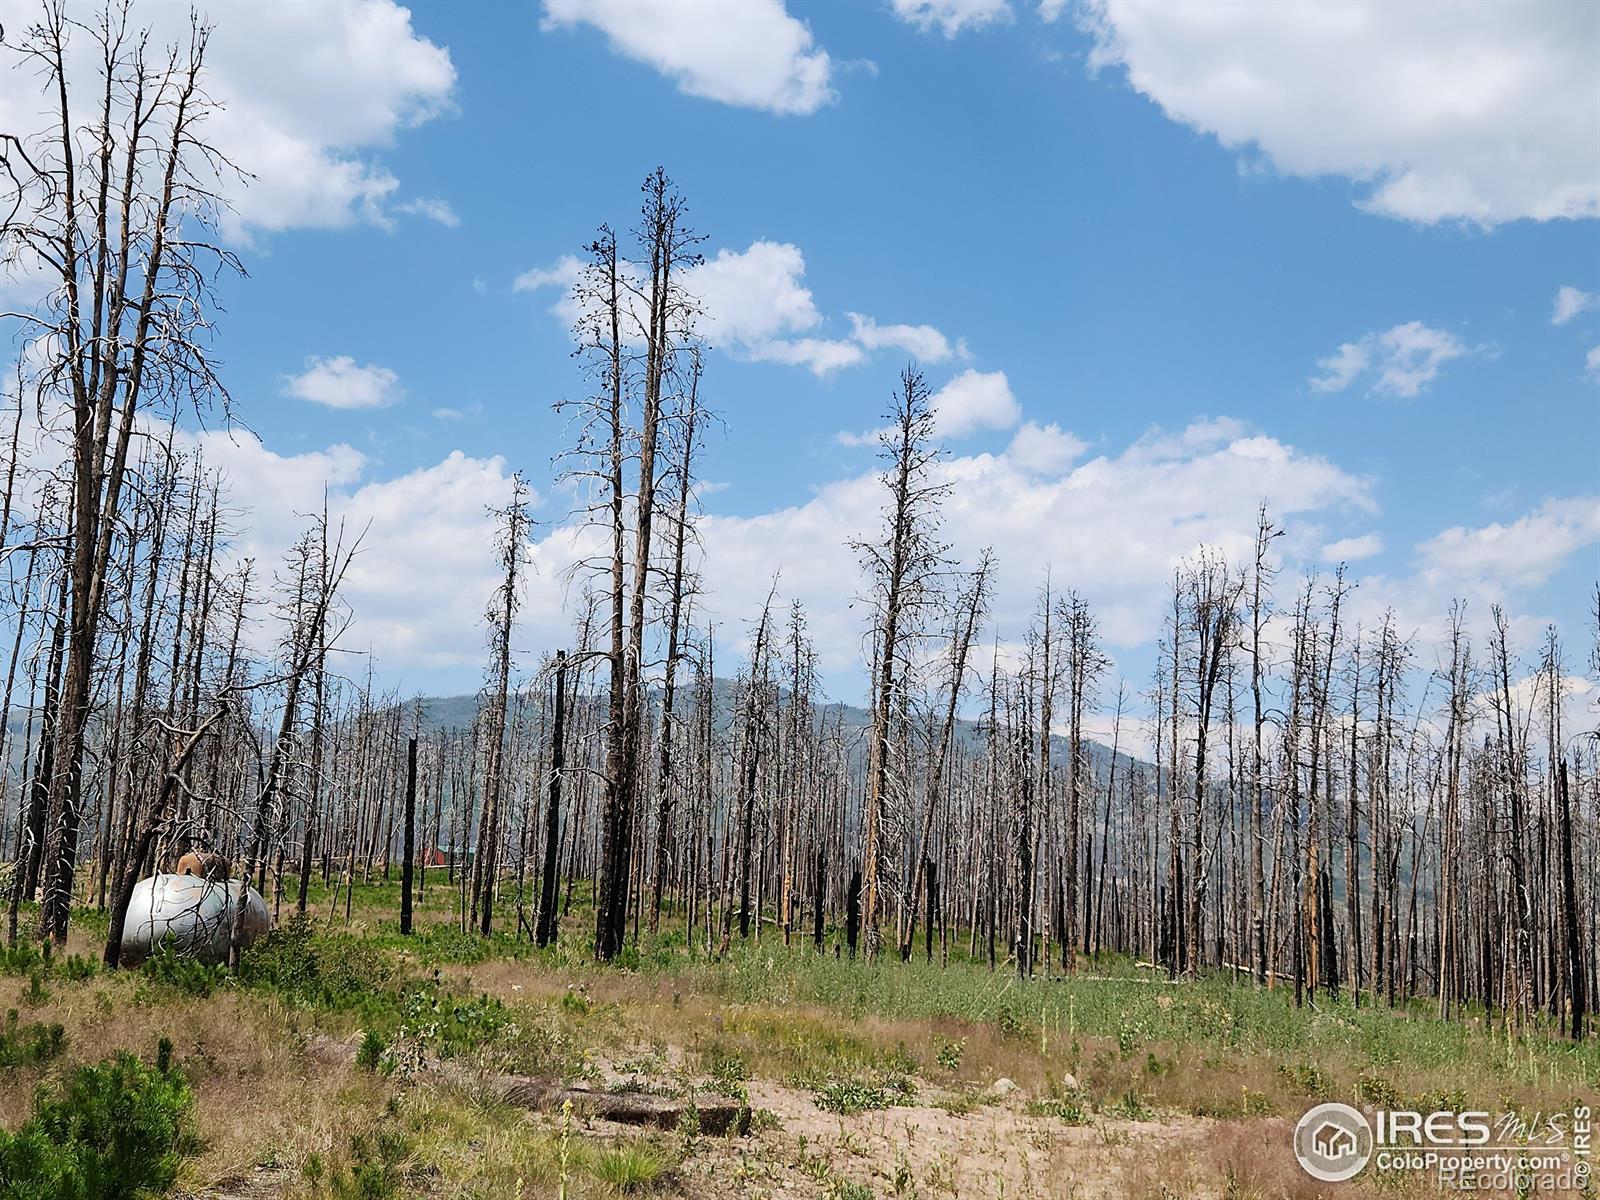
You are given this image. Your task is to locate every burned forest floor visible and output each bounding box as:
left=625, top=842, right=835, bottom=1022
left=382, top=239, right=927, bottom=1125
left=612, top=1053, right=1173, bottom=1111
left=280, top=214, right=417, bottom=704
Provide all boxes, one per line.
left=1, top=877, right=1595, bottom=1200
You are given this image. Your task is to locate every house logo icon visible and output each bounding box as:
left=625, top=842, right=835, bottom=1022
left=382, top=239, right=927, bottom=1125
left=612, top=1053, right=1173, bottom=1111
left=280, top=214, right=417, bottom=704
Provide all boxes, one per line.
left=1314, top=1121, right=1357, bottom=1158
left=1294, top=1102, right=1373, bottom=1182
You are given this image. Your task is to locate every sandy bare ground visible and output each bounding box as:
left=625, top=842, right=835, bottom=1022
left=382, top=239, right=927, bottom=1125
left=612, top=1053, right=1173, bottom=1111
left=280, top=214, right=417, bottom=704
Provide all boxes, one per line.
left=681, top=1079, right=1211, bottom=1200
left=180, top=1042, right=1223, bottom=1200
left=178, top=1037, right=1498, bottom=1200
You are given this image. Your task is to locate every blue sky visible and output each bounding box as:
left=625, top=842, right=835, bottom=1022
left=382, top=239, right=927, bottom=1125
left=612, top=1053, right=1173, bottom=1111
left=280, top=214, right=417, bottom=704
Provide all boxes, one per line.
left=5, top=0, right=1598, bottom=707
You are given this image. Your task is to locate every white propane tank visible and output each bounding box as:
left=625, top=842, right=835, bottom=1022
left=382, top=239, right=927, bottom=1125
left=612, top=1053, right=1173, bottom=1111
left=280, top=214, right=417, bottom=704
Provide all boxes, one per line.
left=119, top=873, right=270, bottom=967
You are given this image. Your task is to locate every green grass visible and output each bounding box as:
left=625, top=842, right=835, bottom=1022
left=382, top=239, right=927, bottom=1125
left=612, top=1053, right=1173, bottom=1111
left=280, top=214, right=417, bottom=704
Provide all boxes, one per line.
left=587, top=1142, right=668, bottom=1193
left=246, top=878, right=1600, bottom=1110
left=34, top=878, right=1600, bottom=1114
left=636, top=937, right=1600, bottom=1090
left=6, top=877, right=1585, bottom=1200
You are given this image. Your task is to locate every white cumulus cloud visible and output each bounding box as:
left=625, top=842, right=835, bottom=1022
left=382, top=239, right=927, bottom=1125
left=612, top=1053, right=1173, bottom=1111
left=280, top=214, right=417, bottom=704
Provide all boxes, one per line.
left=142, top=413, right=1592, bottom=713
left=395, top=197, right=461, bottom=227
left=692, top=241, right=826, bottom=344
left=200, top=414, right=1594, bottom=706
left=689, top=241, right=871, bottom=374
left=0, top=0, right=457, bottom=243
left=1310, top=321, right=1470, bottom=398
left=515, top=240, right=959, bottom=378
left=1553, top=286, right=1598, bottom=325
left=1007, top=421, right=1088, bottom=474
left=693, top=416, right=1373, bottom=669
left=847, top=313, right=957, bottom=362
left=513, top=256, right=585, bottom=297
left=283, top=356, right=403, bottom=410
left=1321, top=532, right=1384, bottom=562
left=184, top=431, right=529, bottom=676
left=1072, top=0, right=1600, bottom=226
left=891, top=0, right=1013, bottom=37
left=540, top=0, right=834, bottom=115
left=930, top=369, right=1020, bottom=438
left=1416, top=496, right=1600, bottom=590
left=747, top=337, right=866, bottom=374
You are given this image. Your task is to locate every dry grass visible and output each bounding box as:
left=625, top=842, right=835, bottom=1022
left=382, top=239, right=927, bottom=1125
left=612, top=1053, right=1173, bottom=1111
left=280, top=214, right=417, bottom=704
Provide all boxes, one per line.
left=0, top=965, right=379, bottom=1191
left=3, top=885, right=1593, bottom=1199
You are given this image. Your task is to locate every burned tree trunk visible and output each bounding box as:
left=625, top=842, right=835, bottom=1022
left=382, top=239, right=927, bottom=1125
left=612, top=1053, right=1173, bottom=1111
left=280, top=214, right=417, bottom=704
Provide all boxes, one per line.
left=475, top=476, right=530, bottom=936
left=536, top=651, right=568, bottom=947
left=649, top=362, right=702, bottom=932
left=854, top=366, right=947, bottom=962
left=1559, top=762, right=1586, bottom=1039
left=401, top=737, right=417, bottom=936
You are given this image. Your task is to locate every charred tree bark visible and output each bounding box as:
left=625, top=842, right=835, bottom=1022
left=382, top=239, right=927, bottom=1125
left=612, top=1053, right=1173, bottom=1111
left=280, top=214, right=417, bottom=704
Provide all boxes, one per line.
left=401, top=737, right=417, bottom=936
left=536, top=651, right=568, bottom=947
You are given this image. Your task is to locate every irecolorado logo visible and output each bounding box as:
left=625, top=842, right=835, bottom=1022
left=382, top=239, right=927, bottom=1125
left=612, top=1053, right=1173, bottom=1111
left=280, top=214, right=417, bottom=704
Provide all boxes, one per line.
left=1293, top=1103, right=1592, bottom=1190
left=1293, top=1103, right=1374, bottom=1182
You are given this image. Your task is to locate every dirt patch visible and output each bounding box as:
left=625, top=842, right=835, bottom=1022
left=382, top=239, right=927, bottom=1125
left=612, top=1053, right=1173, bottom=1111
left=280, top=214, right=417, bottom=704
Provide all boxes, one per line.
left=178, top=1164, right=296, bottom=1200
left=565, top=1069, right=1209, bottom=1200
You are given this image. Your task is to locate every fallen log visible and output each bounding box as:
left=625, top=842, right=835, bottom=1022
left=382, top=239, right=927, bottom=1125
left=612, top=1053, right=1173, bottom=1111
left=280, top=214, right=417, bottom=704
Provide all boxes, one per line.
left=498, top=1076, right=750, bottom=1135
left=296, top=1036, right=749, bottom=1136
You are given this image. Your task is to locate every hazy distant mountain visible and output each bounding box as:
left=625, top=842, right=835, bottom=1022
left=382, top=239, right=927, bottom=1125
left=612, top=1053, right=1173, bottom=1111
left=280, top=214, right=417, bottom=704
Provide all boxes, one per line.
left=3, top=680, right=1145, bottom=778
left=406, top=680, right=1143, bottom=778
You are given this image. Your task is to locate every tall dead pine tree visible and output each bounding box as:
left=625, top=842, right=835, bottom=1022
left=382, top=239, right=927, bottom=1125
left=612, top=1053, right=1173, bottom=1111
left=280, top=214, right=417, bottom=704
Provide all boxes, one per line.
left=474, top=474, right=531, bottom=936
left=562, top=172, right=702, bottom=962
left=535, top=650, right=568, bottom=947
left=1184, top=551, right=1243, bottom=977
left=648, top=353, right=704, bottom=932
left=852, top=366, right=947, bottom=961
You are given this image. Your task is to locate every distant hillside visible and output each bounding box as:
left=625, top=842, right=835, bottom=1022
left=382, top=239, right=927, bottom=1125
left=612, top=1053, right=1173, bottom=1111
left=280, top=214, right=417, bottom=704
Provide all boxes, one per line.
left=3, top=681, right=1145, bottom=778
left=407, top=680, right=1143, bottom=778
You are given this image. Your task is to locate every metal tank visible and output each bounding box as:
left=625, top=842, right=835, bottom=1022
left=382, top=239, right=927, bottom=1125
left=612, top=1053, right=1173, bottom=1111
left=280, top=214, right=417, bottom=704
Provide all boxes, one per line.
left=119, top=873, right=270, bottom=967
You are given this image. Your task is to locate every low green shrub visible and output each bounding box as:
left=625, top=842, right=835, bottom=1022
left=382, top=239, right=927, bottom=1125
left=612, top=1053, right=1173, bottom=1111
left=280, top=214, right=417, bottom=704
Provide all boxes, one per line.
left=137, top=941, right=227, bottom=998
left=1026, top=1095, right=1089, bottom=1124
left=383, top=985, right=508, bottom=1068
left=1111, top=1090, right=1153, bottom=1121
left=934, top=1037, right=964, bottom=1070
left=19, top=973, right=48, bottom=1008
left=0, top=1011, right=65, bottom=1070
left=356, top=1028, right=387, bottom=1073
left=1355, top=1071, right=1401, bottom=1107
left=702, top=1048, right=748, bottom=1098
left=0, top=946, right=95, bottom=986
left=239, top=915, right=392, bottom=1007
left=0, top=946, right=44, bottom=978
left=59, top=956, right=98, bottom=983
left=0, top=1048, right=193, bottom=1200
left=996, top=999, right=1035, bottom=1040
left=324, top=1127, right=409, bottom=1200
left=1276, top=1060, right=1334, bottom=1097
left=560, top=988, right=591, bottom=1016
left=813, top=1073, right=916, bottom=1115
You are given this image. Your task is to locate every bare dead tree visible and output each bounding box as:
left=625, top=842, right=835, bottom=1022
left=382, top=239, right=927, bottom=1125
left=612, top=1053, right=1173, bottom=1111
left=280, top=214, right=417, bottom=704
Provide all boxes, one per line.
left=472, top=474, right=531, bottom=935
left=852, top=364, right=948, bottom=961
left=648, top=350, right=704, bottom=932
left=3, top=4, right=243, bottom=945
left=900, top=549, right=992, bottom=961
